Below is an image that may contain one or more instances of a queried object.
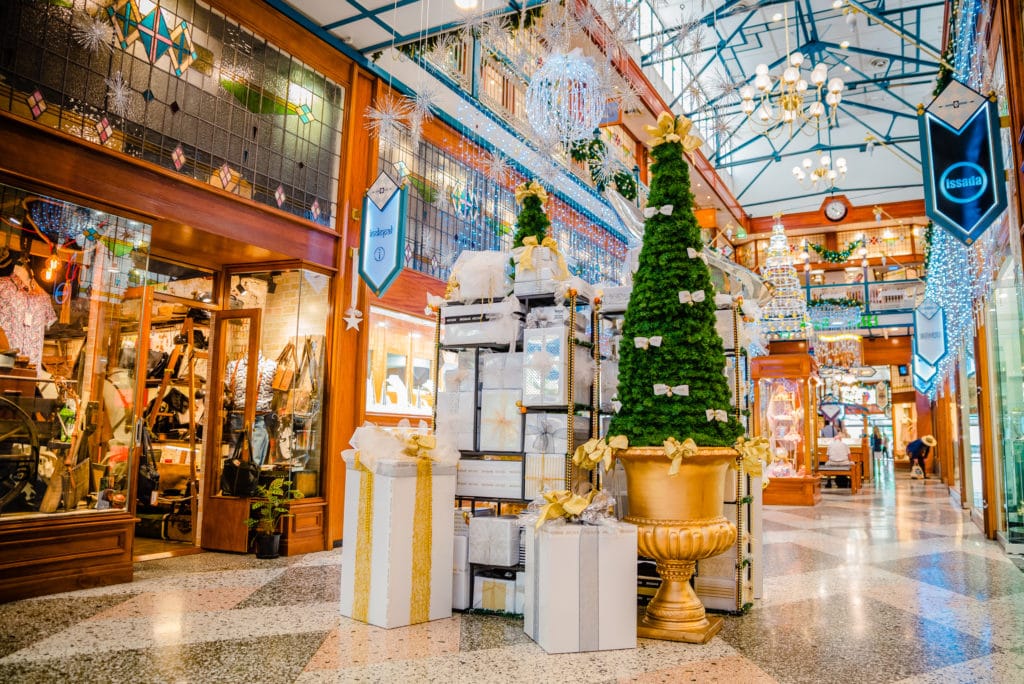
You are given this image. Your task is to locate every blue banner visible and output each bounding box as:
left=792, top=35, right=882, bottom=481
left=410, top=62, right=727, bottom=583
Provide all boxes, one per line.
left=919, top=80, right=1007, bottom=245
left=359, top=172, right=407, bottom=297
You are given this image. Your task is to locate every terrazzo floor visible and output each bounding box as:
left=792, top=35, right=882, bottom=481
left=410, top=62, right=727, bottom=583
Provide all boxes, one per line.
left=2, top=471, right=1023, bottom=683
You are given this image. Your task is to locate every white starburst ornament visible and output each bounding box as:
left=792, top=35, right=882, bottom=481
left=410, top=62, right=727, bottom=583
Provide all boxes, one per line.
left=72, top=11, right=113, bottom=54
left=426, top=33, right=457, bottom=69
left=343, top=307, right=363, bottom=331
left=365, top=97, right=410, bottom=148
left=484, top=151, right=511, bottom=183
left=105, top=71, right=135, bottom=119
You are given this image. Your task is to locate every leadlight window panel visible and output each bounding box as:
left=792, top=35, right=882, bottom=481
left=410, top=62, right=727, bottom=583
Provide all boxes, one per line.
left=0, top=0, right=344, bottom=228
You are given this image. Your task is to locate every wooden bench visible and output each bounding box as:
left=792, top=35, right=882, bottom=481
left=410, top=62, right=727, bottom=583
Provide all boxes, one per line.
left=817, top=463, right=861, bottom=494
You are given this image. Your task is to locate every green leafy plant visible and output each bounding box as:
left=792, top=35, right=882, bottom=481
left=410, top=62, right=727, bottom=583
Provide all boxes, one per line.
left=808, top=297, right=862, bottom=309
left=608, top=114, right=743, bottom=447
left=810, top=239, right=864, bottom=263
left=245, top=478, right=303, bottom=536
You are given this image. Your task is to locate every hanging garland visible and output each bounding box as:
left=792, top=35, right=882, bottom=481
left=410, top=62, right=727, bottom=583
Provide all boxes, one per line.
left=569, top=133, right=638, bottom=201
left=808, top=296, right=862, bottom=309
left=810, top=239, right=864, bottom=263
left=922, top=221, right=935, bottom=273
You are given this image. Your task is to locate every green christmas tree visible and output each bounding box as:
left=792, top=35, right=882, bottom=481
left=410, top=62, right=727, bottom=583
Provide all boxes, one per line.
left=607, top=113, right=744, bottom=447
left=512, top=180, right=551, bottom=248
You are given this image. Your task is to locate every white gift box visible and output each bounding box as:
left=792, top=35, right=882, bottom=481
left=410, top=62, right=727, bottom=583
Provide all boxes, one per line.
left=473, top=573, right=517, bottom=613
left=469, top=515, right=521, bottom=567
left=601, top=285, right=632, bottom=314
left=523, top=521, right=638, bottom=653
left=523, top=452, right=567, bottom=500
left=339, top=452, right=456, bottom=628
left=441, top=300, right=522, bottom=348
left=523, top=413, right=590, bottom=456
left=435, top=391, right=476, bottom=451
left=513, top=246, right=565, bottom=297
left=443, top=352, right=476, bottom=392
left=515, top=571, right=526, bottom=614
left=453, top=534, right=470, bottom=610
left=479, top=352, right=524, bottom=390
left=456, top=458, right=522, bottom=499
left=525, top=305, right=586, bottom=332
left=600, top=360, right=619, bottom=413
left=478, top=389, right=523, bottom=452
left=450, top=250, right=512, bottom=302
left=522, top=328, right=594, bottom=408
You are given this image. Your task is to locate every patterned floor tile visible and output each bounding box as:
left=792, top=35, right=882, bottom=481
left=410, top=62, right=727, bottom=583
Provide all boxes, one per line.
left=86, top=587, right=259, bottom=621
left=890, top=650, right=1024, bottom=683
left=305, top=615, right=462, bottom=670
left=235, top=566, right=341, bottom=608
left=762, top=542, right=845, bottom=578
left=621, top=654, right=778, bottom=683
left=0, top=594, right=134, bottom=659
left=872, top=551, right=1024, bottom=600
left=458, top=611, right=534, bottom=651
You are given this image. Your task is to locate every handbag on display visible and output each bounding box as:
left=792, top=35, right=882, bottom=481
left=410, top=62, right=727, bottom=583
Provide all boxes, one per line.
left=136, top=422, right=161, bottom=506
left=272, top=342, right=297, bottom=392
left=220, top=424, right=259, bottom=497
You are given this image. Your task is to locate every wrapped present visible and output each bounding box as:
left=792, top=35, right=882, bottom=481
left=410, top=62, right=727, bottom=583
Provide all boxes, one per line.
left=523, top=452, right=567, bottom=500
left=599, top=360, right=619, bottom=413
left=456, top=458, right=522, bottom=499
left=453, top=534, right=470, bottom=610
left=468, top=515, right=521, bottom=567
left=443, top=351, right=476, bottom=392
left=600, top=285, right=632, bottom=314
left=473, top=572, right=517, bottom=613
left=522, top=517, right=638, bottom=653
left=478, top=389, right=523, bottom=452
left=515, top=571, right=526, bottom=614
left=441, top=297, right=522, bottom=349
left=435, top=391, right=476, bottom=451
left=522, top=329, right=595, bottom=408
left=339, top=421, right=460, bottom=628
left=512, top=239, right=569, bottom=297
left=525, top=305, right=586, bottom=332
left=479, top=352, right=524, bottom=390
left=449, top=250, right=512, bottom=302
left=523, top=413, right=590, bottom=456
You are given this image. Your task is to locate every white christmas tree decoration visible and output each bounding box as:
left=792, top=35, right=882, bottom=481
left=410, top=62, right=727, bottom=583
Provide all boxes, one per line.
left=760, top=217, right=808, bottom=336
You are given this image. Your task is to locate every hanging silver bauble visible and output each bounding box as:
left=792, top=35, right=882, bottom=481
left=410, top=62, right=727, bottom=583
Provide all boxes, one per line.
left=525, top=49, right=605, bottom=147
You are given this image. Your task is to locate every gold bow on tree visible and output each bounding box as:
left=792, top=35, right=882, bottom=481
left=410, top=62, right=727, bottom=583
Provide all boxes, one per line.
left=734, top=436, right=770, bottom=482
left=519, top=235, right=569, bottom=278
left=663, top=437, right=698, bottom=476
left=573, top=435, right=628, bottom=472
left=402, top=433, right=437, bottom=460
left=535, top=489, right=595, bottom=529
left=514, top=180, right=548, bottom=206
left=644, top=111, right=703, bottom=154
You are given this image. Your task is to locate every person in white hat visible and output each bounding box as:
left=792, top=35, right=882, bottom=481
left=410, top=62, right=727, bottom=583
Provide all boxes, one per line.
left=906, top=435, right=937, bottom=478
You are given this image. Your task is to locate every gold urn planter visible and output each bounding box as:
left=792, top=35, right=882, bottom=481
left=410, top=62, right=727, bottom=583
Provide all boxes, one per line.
left=618, top=446, right=738, bottom=644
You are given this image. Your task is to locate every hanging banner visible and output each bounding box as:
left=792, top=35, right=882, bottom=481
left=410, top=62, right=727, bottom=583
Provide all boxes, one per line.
left=359, top=172, right=407, bottom=297
left=912, top=297, right=946, bottom=394
left=918, top=79, right=1007, bottom=245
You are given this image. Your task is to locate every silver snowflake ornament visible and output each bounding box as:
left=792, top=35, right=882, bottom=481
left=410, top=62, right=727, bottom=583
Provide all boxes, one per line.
left=365, top=97, right=410, bottom=148
left=484, top=151, right=511, bottom=184
left=105, top=71, right=135, bottom=119
left=72, top=11, right=113, bottom=55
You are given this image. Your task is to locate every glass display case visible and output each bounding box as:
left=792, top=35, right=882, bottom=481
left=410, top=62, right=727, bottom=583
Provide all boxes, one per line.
left=365, top=306, right=439, bottom=418
left=751, top=354, right=821, bottom=506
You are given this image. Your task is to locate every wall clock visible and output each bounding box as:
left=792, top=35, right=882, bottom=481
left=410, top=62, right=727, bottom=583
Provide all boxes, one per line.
left=824, top=199, right=848, bottom=222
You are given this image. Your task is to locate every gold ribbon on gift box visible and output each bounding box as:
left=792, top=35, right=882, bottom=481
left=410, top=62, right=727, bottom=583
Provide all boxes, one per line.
left=481, top=579, right=508, bottom=611
left=350, top=445, right=436, bottom=624
left=534, top=489, right=594, bottom=529
left=517, top=236, right=570, bottom=279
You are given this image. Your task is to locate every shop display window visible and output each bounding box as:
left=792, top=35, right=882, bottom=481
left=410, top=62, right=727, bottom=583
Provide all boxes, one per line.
left=214, top=268, right=329, bottom=499
left=0, top=182, right=150, bottom=519
left=0, top=0, right=345, bottom=227
left=365, top=307, right=440, bottom=417
left=760, top=378, right=806, bottom=475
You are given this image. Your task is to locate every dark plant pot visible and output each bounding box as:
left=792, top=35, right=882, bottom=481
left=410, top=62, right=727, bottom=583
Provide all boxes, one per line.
left=254, top=532, right=281, bottom=559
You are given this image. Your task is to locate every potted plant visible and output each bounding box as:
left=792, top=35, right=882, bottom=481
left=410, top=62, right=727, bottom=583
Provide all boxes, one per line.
left=574, top=112, right=767, bottom=644
left=245, top=477, right=302, bottom=559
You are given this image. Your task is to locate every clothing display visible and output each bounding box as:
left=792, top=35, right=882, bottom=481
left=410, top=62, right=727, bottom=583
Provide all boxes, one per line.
left=226, top=355, right=277, bottom=413
left=0, top=273, right=57, bottom=367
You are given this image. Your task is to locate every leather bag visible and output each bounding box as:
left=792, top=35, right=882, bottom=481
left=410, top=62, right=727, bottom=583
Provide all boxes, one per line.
left=136, top=423, right=161, bottom=506
left=220, top=426, right=259, bottom=497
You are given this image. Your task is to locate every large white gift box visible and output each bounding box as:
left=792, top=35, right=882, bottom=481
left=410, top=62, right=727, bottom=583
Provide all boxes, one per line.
left=441, top=299, right=522, bottom=348
left=478, top=389, right=523, bottom=452
left=456, top=458, right=522, bottom=499
left=339, top=452, right=456, bottom=628
left=523, top=412, right=589, bottom=456
left=443, top=351, right=476, bottom=392
left=449, top=250, right=512, bottom=302
left=600, top=285, right=632, bottom=314
left=473, top=573, right=517, bottom=613
left=523, top=521, right=638, bottom=653
left=522, top=328, right=594, bottom=408
left=479, top=352, right=524, bottom=390
left=453, top=534, right=470, bottom=610
left=600, top=360, right=619, bottom=412
left=435, top=391, right=475, bottom=451
left=525, top=305, right=587, bottom=332
left=523, top=452, right=566, bottom=499
left=469, top=515, right=520, bottom=567
left=512, top=245, right=566, bottom=297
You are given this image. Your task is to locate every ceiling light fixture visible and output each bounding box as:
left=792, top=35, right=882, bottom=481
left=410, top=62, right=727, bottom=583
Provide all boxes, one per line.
left=453, top=0, right=479, bottom=10
left=738, top=6, right=844, bottom=137
left=792, top=151, right=847, bottom=189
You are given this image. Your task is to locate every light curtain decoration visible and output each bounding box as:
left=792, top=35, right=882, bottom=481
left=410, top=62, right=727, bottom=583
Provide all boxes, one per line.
left=815, top=333, right=863, bottom=370
left=663, top=437, right=698, bottom=476
left=807, top=298, right=863, bottom=330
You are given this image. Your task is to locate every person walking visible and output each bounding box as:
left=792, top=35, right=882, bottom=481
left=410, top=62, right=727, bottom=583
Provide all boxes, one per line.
left=906, top=435, right=937, bottom=478
left=871, top=426, right=884, bottom=459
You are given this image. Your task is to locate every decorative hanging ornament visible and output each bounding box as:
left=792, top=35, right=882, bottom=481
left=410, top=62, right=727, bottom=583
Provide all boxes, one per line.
left=526, top=49, right=605, bottom=147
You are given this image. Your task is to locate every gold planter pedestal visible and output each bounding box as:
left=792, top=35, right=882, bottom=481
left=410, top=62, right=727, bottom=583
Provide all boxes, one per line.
left=619, top=446, right=738, bottom=644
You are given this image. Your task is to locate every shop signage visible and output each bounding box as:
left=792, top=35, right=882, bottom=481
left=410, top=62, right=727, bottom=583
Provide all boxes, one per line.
left=912, top=298, right=946, bottom=395
left=359, top=172, right=408, bottom=297
left=918, top=79, right=1007, bottom=245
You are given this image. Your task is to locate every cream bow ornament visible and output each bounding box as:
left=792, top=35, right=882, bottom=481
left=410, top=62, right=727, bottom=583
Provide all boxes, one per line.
left=573, top=435, right=628, bottom=472
left=654, top=383, right=689, bottom=397
left=402, top=432, right=437, bottom=460
left=634, top=335, right=663, bottom=349
left=678, top=290, right=706, bottom=305
left=518, top=235, right=569, bottom=279
left=734, top=436, right=770, bottom=482
left=644, top=112, right=704, bottom=153
left=534, top=489, right=594, bottom=529
left=643, top=204, right=673, bottom=218
left=706, top=409, right=729, bottom=423
left=514, top=180, right=548, bottom=206
left=424, top=293, right=444, bottom=316
left=610, top=400, right=622, bottom=413
left=663, top=436, right=698, bottom=476
left=685, top=247, right=707, bottom=263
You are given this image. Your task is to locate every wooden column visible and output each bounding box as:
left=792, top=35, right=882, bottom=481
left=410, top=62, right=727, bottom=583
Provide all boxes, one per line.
left=974, top=319, right=1000, bottom=538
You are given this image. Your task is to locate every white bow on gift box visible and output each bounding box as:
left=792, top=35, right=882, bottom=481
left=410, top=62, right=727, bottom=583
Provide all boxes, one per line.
left=346, top=419, right=460, bottom=473
left=526, top=416, right=568, bottom=453
left=643, top=204, right=673, bottom=218
left=678, top=290, right=706, bottom=305
left=654, top=383, right=689, bottom=397
left=633, top=335, right=663, bottom=349
left=705, top=409, right=729, bottom=423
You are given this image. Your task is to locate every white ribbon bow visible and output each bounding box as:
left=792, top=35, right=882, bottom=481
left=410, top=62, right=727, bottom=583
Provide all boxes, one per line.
left=686, top=247, right=708, bottom=263
left=678, top=290, right=706, bottom=305
left=634, top=335, right=663, bottom=349
left=654, top=383, right=689, bottom=397
left=706, top=409, right=729, bottom=422
left=643, top=204, right=674, bottom=218
left=611, top=400, right=622, bottom=413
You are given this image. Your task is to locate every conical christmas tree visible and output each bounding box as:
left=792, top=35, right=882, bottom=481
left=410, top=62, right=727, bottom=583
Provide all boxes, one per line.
left=759, top=218, right=807, bottom=336
left=607, top=113, right=744, bottom=447
left=512, top=180, right=551, bottom=247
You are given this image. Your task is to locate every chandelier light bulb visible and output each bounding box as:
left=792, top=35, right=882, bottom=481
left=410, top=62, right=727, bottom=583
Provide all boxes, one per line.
left=796, top=79, right=808, bottom=92
left=755, top=63, right=769, bottom=77
left=803, top=158, right=813, bottom=169
left=792, top=166, right=803, bottom=177
left=827, top=169, right=837, bottom=180
left=828, top=77, right=845, bottom=93
left=757, top=102, right=773, bottom=121
left=783, top=67, right=799, bottom=84
left=811, top=64, right=828, bottom=86
left=836, top=157, right=847, bottom=171
left=821, top=155, right=831, bottom=167
left=782, top=109, right=795, bottom=123
left=808, top=101, right=825, bottom=117
left=741, top=99, right=756, bottom=114
left=739, top=85, right=755, bottom=100
left=825, top=92, right=839, bottom=106
left=454, top=0, right=479, bottom=9
left=789, top=53, right=805, bottom=67
left=755, top=74, right=772, bottom=91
